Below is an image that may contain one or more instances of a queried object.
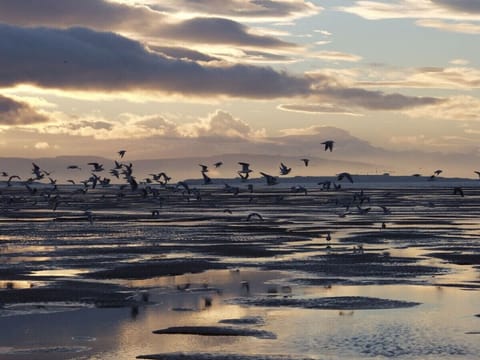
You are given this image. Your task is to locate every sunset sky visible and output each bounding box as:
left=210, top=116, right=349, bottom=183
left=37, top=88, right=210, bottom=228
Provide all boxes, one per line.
left=1, top=1, right=479, bottom=176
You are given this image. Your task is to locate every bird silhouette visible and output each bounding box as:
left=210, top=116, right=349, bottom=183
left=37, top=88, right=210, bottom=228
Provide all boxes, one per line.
left=246, top=212, right=264, bottom=221
left=214, top=161, right=223, bottom=168
left=337, top=172, right=353, bottom=183
left=321, top=140, right=335, bottom=152
left=279, top=162, right=291, bottom=175
left=118, top=150, right=126, bottom=158
left=260, top=172, right=278, bottom=185
left=301, top=158, right=309, bottom=167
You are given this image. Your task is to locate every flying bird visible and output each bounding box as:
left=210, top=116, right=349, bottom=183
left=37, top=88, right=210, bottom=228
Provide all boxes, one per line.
left=321, top=140, right=335, bottom=152
left=67, top=165, right=81, bottom=170
left=301, top=158, right=309, bottom=167
left=202, top=171, right=212, bottom=185
left=434, top=169, right=443, bottom=176
left=279, top=162, right=291, bottom=175
left=337, top=172, right=353, bottom=183
left=246, top=212, right=264, bottom=221
left=88, top=162, right=104, bottom=172
left=260, top=172, right=278, bottom=186
left=199, top=164, right=209, bottom=173
left=214, top=161, right=223, bottom=168
left=118, top=150, right=126, bottom=158
left=453, top=187, right=464, bottom=197
left=238, top=162, right=252, bottom=174
left=474, top=171, right=480, bottom=178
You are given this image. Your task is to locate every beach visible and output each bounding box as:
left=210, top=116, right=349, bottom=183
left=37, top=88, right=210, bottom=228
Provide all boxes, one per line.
left=0, top=176, right=479, bottom=359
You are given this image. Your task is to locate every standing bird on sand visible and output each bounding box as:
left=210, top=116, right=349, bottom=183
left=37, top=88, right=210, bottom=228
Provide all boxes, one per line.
left=321, top=140, right=335, bottom=152
left=301, top=158, right=309, bottom=167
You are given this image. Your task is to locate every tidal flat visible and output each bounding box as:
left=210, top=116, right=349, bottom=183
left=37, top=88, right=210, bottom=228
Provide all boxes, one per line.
left=0, top=177, right=479, bottom=359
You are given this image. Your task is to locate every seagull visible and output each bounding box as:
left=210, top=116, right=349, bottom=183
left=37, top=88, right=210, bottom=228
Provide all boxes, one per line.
left=260, top=172, right=278, bottom=186
left=246, top=212, right=264, bottom=221
left=474, top=171, right=480, bottom=178
left=202, top=171, right=212, bottom=185
left=214, top=161, right=223, bottom=168
left=337, top=172, right=353, bottom=183
left=321, top=140, right=335, bottom=152
left=453, top=187, right=464, bottom=197
left=301, top=158, right=309, bottom=167
left=88, top=162, right=104, bottom=172
left=279, top=162, right=291, bottom=175
left=238, top=162, right=252, bottom=174
left=118, top=150, right=126, bottom=158
left=434, top=169, right=443, bottom=176
left=237, top=171, right=249, bottom=181
left=199, top=164, right=209, bottom=173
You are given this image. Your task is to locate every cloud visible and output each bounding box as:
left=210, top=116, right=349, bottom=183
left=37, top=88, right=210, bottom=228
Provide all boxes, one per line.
left=431, top=0, right=480, bottom=14
left=416, top=19, right=480, bottom=34
left=403, top=95, right=480, bottom=121
left=147, top=0, right=321, bottom=21
left=0, top=0, right=297, bottom=49
left=278, top=103, right=362, bottom=116
left=0, top=94, right=50, bottom=125
left=338, top=0, right=480, bottom=24
left=0, top=24, right=441, bottom=111
left=0, top=24, right=309, bottom=98
left=314, top=51, right=362, bottom=62
left=34, top=141, right=50, bottom=149
left=178, top=110, right=265, bottom=138
left=148, top=46, right=219, bottom=62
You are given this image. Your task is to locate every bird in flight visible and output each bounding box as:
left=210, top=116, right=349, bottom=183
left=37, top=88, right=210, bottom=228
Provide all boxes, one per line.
left=301, top=158, right=309, bottom=167
left=260, top=172, right=278, bottom=186
left=88, top=162, right=104, bottom=172
left=279, top=162, right=291, bottom=175
left=118, top=150, right=126, bottom=158
left=238, top=162, right=252, bottom=175
left=337, top=172, right=353, bottom=183
left=321, top=140, right=335, bottom=152
left=214, top=161, right=223, bottom=168
left=199, top=164, right=209, bottom=173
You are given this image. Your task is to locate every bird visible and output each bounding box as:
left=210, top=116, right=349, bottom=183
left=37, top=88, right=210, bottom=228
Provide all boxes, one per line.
left=474, top=171, right=480, bottom=179
left=199, top=164, right=209, bottom=173
left=237, top=171, right=249, bottom=181
left=246, top=212, right=263, bottom=221
left=238, top=162, right=252, bottom=174
left=337, top=172, right=353, bottom=183
left=214, top=161, right=223, bottom=168
left=453, top=187, right=464, bottom=197
left=279, top=163, right=291, bottom=176
left=434, top=169, right=442, bottom=176
left=118, top=150, right=126, bottom=158
left=260, top=172, right=278, bottom=186
left=321, top=140, right=335, bottom=152
left=301, top=158, right=309, bottom=167
left=88, top=162, right=104, bottom=172
left=202, top=171, right=212, bottom=185
left=67, top=165, right=81, bottom=170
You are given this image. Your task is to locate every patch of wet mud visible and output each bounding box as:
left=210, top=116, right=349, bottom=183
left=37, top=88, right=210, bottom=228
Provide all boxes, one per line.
left=152, top=326, right=276, bottom=339
left=87, top=258, right=227, bottom=280
left=228, top=296, right=420, bottom=309
left=137, top=353, right=316, bottom=360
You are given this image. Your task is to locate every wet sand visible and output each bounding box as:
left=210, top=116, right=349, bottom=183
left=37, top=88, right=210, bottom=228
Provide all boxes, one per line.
left=0, top=178, right=479, bottom=359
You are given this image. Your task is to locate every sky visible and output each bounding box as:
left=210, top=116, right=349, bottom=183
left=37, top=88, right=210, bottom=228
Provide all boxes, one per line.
left=0, top=0, right=480, bottom=176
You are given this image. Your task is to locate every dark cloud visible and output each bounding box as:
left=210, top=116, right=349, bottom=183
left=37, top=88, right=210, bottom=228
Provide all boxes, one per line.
left=159, top=17, right=297, bottom=48
left=432, top=0, right=480, bottom=13
left=320, top=87, right=442, bottom=110
left=149, top=46, right=219, bottom=62
left=0, top=0, right=296, bottom=49
left=0, top=24, right=442, bottom=110
left=0, top=95, right=49, bottom=125
left=0, top=24, right=309, bottom=97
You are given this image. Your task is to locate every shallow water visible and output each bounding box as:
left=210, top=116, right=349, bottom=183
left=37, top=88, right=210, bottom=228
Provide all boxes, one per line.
left=0, top=183, right=479, bottom=359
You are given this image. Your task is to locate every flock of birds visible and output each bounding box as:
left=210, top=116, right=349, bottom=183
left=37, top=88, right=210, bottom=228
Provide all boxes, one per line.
left=0, top=138, right=475, bottom=222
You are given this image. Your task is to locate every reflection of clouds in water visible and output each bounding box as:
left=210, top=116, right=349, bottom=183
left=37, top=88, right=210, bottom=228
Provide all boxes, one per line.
left=322, top=321, right=470, bottom=358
